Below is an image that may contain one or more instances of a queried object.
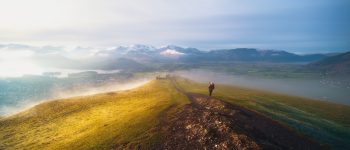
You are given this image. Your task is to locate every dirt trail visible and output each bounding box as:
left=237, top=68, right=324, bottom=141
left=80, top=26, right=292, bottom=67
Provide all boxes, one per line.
left=158, top=79, right=325, bottom=150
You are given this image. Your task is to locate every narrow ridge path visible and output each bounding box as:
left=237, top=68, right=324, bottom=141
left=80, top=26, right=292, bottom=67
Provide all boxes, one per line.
left=158, top=78, right=325, bottom=150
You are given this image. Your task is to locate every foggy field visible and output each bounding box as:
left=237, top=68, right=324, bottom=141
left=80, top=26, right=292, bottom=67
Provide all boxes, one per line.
left=0, top=73, right=153, bottom=116
left=175, top=69, right=350, bottom=105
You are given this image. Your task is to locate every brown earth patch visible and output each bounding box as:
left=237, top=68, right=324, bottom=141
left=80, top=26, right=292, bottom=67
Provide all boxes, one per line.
left=158, top=90, right=325, bottom=150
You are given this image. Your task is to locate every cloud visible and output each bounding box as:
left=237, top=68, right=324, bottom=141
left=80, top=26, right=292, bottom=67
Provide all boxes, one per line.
left=0, top=44, right=64, bottom=55
left=160, top=49, right=185, bottom=58
left=0, top=0, right=349, bottom=52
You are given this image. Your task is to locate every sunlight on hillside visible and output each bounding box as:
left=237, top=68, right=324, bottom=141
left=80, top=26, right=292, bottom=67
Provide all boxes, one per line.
left=0, top=79, right=189, bottom=150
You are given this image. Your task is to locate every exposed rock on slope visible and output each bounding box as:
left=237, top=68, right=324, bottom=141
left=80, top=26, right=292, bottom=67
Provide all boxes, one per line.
left=159, top=92, right=325, bottom=150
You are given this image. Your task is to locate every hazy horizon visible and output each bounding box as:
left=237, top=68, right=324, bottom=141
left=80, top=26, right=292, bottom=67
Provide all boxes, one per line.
left=1, top=0, right=349, bottom=53
left=1, top=43, right=347, bottom=77
left=1, top=1, right=350, bottom=149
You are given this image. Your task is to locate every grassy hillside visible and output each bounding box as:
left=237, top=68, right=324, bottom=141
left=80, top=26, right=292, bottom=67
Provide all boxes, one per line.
left=174, top=77, right=350, bottom=150
left=1, top=77, right=349, bottom=149
left=308, top=51, right=350, bottom=76
left=0, top=80, right=189, bottom=150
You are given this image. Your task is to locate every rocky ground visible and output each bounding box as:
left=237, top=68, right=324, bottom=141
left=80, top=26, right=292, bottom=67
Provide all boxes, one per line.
left=158, top=83, right=325, bottom=150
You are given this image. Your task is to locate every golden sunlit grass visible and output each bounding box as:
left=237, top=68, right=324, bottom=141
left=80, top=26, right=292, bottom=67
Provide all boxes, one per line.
left=1, top=77, right=349, bottom=150
left=174, top=77, right=350, bottom=149
left=0, top=79, right=189, bottom=150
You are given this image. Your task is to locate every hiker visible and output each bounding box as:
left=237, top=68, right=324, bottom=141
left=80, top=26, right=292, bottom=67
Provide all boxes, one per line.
left=208, top=82, right=215, bottom=96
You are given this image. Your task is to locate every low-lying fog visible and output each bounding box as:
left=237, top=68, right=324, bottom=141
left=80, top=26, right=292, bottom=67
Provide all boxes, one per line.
left=1, top=69, right=349, bottom=116
left=0, top=77, right=151, bottom=116
left=50, top=78, right=151, bottom=99
left=175, top=69, right=350, bottom=105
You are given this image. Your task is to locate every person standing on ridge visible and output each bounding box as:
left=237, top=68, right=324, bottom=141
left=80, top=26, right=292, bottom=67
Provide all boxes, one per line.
left=208, top=82, right=215, bottom=96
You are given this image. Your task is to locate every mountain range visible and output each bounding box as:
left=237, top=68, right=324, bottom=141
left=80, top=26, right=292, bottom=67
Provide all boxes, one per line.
left=92, top=44, right=336, bottom=64
left=99, top=45, right=350, bottom=76
left=11, top=43, right=345, bottom=73
left=88, top=45, right=342, bottom=66
left=81, top=45, right=344, bottom=71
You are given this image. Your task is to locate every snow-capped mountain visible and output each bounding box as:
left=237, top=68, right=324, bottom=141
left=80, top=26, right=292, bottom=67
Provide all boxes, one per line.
left=158, top=45, right=202, bottom=55
left=0, top=43, right=335, bottom=72
left=116, top=44, right=157, bottom=54
left=92, top=44, right=330, bottom=63
left=160, top=49, right=185, bottom=57
left=93, top=44, right=202, bottom=59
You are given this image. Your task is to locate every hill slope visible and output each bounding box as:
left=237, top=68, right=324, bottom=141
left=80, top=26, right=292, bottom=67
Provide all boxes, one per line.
left=0, top=80, right=189, bottom=150
left=1, top=77, right=350, bottom=149
left=161, top=92, right=324, bottom=149
left=308, top=51, right=350, bottom=76
left=174, top=77, right=350, bottom=150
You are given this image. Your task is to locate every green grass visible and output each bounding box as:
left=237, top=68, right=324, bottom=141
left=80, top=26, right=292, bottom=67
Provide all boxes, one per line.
left=0, top=79, right=189, bottom=150
left=2, top=76, right=349, bottom=149
left=197, top=63, right=320, bottom=79
left=174, top=77, right=350, bottom=150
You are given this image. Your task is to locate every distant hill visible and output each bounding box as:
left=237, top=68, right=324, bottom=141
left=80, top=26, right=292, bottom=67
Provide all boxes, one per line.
left=79, top=57, right=154, bottom=71
left=19, top=44, right=337, bottom=71
left=181, top=48, right=328, bottom=63
left=106, top=45, right=331, bottom=63
left=80, top=46, right=336, bottom=74
left=308, top=51, right=350, bottom=76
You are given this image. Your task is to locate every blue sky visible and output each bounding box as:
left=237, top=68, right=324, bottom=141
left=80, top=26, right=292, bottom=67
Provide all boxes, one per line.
left=0, top=0, right=349, bottom=53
